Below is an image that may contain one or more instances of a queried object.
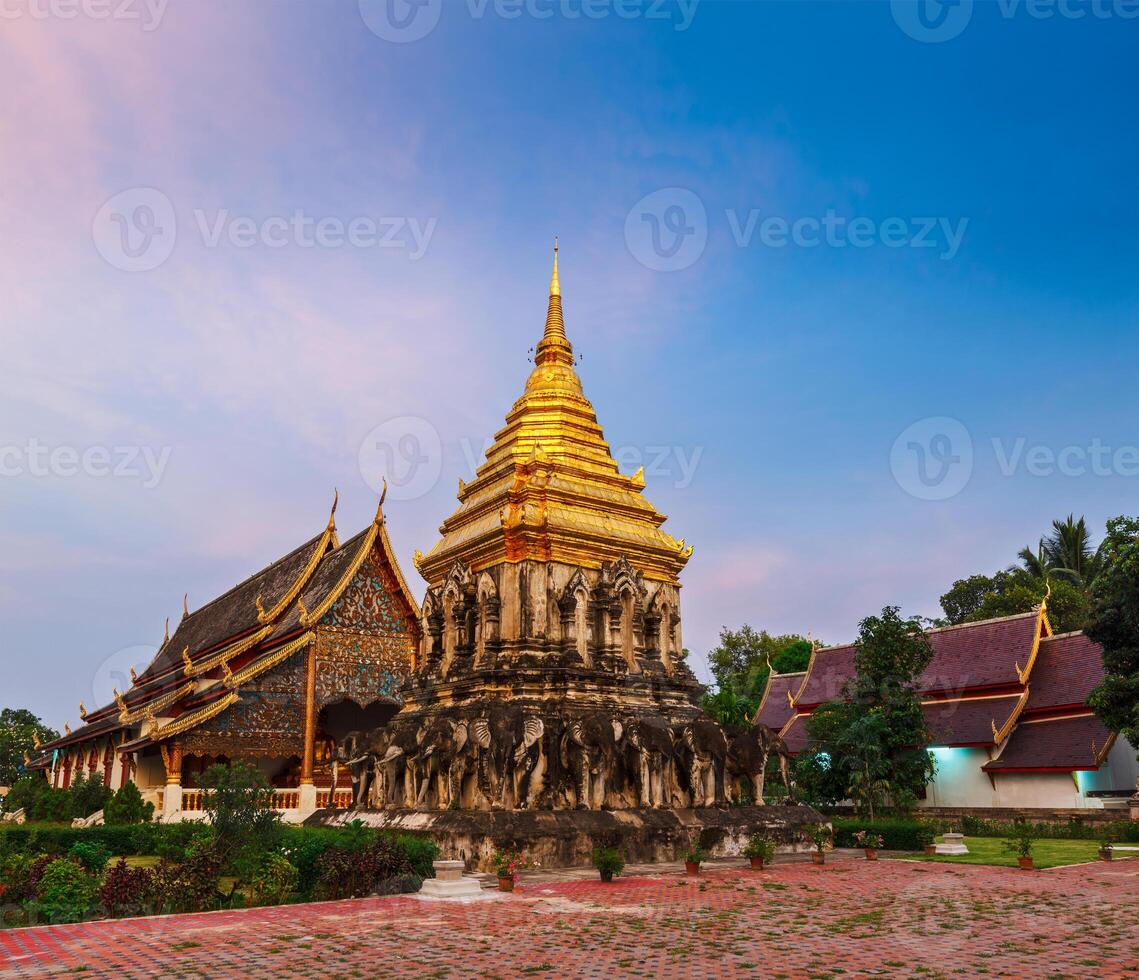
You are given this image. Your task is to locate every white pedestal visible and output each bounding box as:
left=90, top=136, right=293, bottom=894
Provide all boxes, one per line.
left=162, top=783, right=182, bottom=822
left=298, top=782, right=318, bottom=817
left=417, top=860, right=487, bottom=902
left=935, top=833, right=969, bottom=856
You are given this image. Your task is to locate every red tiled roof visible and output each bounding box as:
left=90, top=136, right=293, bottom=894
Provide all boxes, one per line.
left=755, top=672, right=805, bottom=732
left=922, top=693, right=1025, bottom=747
left=1024, top=632, right=1105, bottom=714
left=792, top=644, right=856, bottom=709
left=921, top=611, right=1040, bottom=695
left=983, top=713, right=1115, bottom=772
left=780, top=713, right=810, bottom=754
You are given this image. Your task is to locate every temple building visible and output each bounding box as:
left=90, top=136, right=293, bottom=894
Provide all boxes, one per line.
left=761, top=603, right=1139, bottom=814
left=33, top=495, right=421, bottom=821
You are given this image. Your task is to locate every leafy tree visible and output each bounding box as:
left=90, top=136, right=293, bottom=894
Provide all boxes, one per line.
left=198, top=761, right=283, bottom=891
left=940, top=568, right=1091, bottom=634
left=700, top=687, right=757, bottom=728
left=707, top=626, right=814, bottom=698
left=800, top=608, right=935, bottom=814
left=0, top=709, right=59, bottom=787
left=1087, top=516, right=1139, bottom=759
left=104, top=782, right=155, bottom=826
left=68, top=773, right=112, bottom=819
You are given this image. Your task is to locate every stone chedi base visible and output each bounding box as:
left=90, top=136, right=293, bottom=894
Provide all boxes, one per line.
left=311, top=804, right=826, bottom=871
left=934, top=832, right=969, bottom=856
left=417, top=860, right=486, bottom=901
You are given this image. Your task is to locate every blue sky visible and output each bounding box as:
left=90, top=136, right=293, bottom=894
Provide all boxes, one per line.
left=2, top=0, right=1136, bottom=728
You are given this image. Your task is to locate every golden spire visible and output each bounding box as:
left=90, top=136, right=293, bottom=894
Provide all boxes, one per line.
left=550, top=236, right=560, bottom=297
left=536, top=238, right=571, bottom=361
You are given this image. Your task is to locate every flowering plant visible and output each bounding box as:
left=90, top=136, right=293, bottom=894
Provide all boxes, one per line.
left=853, top=831, right=884, bottom=850
left=492, top=848, right=533, bottom=880
left=806, top=826, right=833, bottom=853
left=742, top=834, right=776, bottom=862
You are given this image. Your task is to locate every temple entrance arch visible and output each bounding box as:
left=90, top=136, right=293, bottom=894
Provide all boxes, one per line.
left=318, top=697, right=401, bottom=744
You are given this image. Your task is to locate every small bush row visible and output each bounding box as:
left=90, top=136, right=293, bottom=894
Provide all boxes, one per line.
left=831, top=818, right=935, bottom=851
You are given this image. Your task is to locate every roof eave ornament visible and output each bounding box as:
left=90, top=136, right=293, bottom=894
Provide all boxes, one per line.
left=328, top=487, right=339, bottom=531
left=79, top=702, right=88, bottom=721
left=374, top=478, right=388, bottom=524
left=182, top=593, right=190, bottom=621
left=182, top=646, right=193, bottom=677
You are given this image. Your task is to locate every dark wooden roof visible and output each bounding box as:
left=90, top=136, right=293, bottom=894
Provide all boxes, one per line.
left=921, top=611, right=1039, bottom=694
left=922, top=693, right=1024, bottom=747
left=1024, top=632, right=1104, bottom=714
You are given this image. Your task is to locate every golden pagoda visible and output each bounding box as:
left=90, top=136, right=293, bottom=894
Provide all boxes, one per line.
left=411, top=243, right=696, bottom=682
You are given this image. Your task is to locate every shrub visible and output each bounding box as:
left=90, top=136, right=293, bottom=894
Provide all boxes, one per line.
left=150, top=845, right=223, bottom=915
left=832, top=818, right=938, bottom=851
left=153, top=823, right=214, bottom=863
left=395, top=834, right=438, bottom=880
left=591, top=846, right=625, bottom=878
left=742, top=833, right=776, bottom=863
left=104, top=783, right=154, bottom=826
left=280, top=827, right=339, bottom=900
left=98, top=858, right=154, bottom=919
left=1003, top=828, right=1034, bottom=859
left=198, top=762, right=282, bottom=887
left=68, top=841, right=111, bottom=875
left=69, top=774, right=113, bottom=820
left=31, top=859, right=96, bottom=924
left=317, top=836, right=416, bottom=900
left=251, top=853, right=299, bottom=906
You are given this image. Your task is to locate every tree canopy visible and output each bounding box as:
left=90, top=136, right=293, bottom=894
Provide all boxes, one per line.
left=0, top=708, right=59, bottom=787
left=702, top=625, right=814, bottom=725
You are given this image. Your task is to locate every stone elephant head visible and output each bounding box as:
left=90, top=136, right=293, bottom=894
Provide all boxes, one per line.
left=469, top=704, right=544, bottom=810
left=412, top=717, right=474, bottom=809
left=622, top=716, right=675, bottom=808
left=559, top=713, right=624, bottom=811
left=674, top=719, right=728, bottom=808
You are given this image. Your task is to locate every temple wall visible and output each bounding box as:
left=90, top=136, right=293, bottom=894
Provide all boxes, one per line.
left=1084, top=737, right=1139, bottom=795
left=920, top=748, right=995, bottom=808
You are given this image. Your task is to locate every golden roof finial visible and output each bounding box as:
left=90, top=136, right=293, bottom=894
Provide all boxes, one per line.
left=79, top=702, right=88, bottom=721
left=182, top=646, right=193, bottom=676
left=115, top=690, right=127, bottom=714
left=65, top=722, right=71, bottom=735
left=374, top=478, right=388, bottom=523
left=550, top=236, right=560, bottom=298
left=182, top=593, right=190, bottom=620
left=536, top=238, right=571, bottom=360
left=328, top=487, right=339, bottom=530
left=130, top=666, right=139, bottom=683
left=162, top=617, right=170, bottom=646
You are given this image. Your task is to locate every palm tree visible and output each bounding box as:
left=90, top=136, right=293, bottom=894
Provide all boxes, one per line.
left=1019, top=515, right=1105, bottom=589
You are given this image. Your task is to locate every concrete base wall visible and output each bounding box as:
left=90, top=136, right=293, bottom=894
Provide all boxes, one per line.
left=306, top=805, right=827, bottom=870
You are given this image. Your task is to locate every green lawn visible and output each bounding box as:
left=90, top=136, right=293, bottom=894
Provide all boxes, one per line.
left=893, top=836, right=1133, bottom=870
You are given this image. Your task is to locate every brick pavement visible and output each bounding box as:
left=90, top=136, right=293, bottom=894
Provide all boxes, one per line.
left=1, top=858, right=1136, bottom=979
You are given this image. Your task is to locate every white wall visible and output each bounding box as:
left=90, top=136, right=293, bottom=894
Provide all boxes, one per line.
left=920, top=748, right=996, bottom=808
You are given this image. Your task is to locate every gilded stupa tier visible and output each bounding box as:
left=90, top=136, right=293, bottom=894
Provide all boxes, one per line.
left=415, top=243, right=693, bottom=586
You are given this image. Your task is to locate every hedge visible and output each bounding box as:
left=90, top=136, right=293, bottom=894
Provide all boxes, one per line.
left=831, top=818, right=939, bottom=851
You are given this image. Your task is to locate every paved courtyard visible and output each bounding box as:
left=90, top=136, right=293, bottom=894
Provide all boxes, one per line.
left=1, top=857, right=1136, bottom=979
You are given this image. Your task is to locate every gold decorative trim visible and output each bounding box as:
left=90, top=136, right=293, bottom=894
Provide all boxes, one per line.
left=151, top=692, right=240, bottom=741
left=992, top=687, right=1032, bottom=745
left=299, top=518, right=382, bottom=627
left=1017, top=601, right=1053, bottom=684
left=119, top=681, right=195, bottom=724
left=225, top=631, right=315, bottom=688
left=186, top=625, right=274, bottom=678
left=256, top=525, right=334, bottom=624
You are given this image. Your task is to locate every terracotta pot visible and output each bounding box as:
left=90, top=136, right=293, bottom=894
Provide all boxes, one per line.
left=812, top=853, right=825, bottom=865
left=497, top=875, right=515, bottom=892
left=684, top=861, right=700, bottom=876
left=864, top=849, right=878, bottom=861
left=1017, top=856, right=1034, bottom=871
left=924, top=845, right=937, bottom=856
left=749, top=856, right=765, bottom=870
left=600, top=871, right=614, bottom=883
left=1099, top=848, right=1113, bottom=862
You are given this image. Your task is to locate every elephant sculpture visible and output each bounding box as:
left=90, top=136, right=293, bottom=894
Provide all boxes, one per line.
left=469, top=704, right=545, bottom=810
left=726, top=723, right=794, bottom=805
left=333, top=730, right=377, bottom=809
left=622, top=716, right=675, bottom=808
left=675, top=719, right=728, bottom=807
left=560, top=713, right=624, bottom=810
left=412, top=718, right=474, bottom=809
left=370, top=723, right=420, bottom=808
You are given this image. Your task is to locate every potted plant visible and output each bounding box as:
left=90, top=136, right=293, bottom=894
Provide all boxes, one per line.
left=742, top=833, right=776, bottom=870
left=684, top=844, right=705, bottom=876
left=854, top=830, right=884, bottom=861
left=807, top=826, right=832, bottom=865
left=1002, top=829, right=1035, bottom=870
left=1098, top=841, right=1114, bottom=862
left=492, top=848, right=530, bottom=892
left=592, top=847, right=625, bottom=883
left=917, top=829, right=936, bottom=856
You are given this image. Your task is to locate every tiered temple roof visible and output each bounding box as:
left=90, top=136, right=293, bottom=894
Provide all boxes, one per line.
left=768, top=602, right=1115, bottom=774
left=37, top=494, right=419, bottom=760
